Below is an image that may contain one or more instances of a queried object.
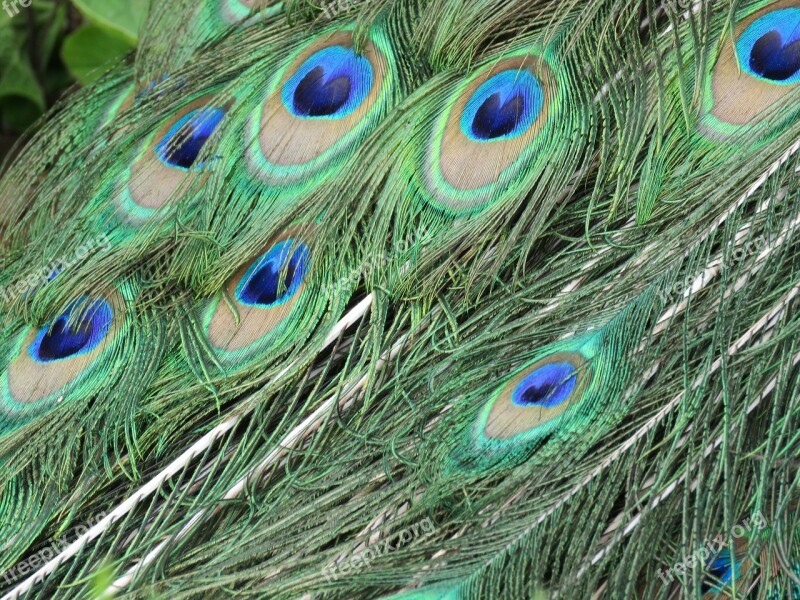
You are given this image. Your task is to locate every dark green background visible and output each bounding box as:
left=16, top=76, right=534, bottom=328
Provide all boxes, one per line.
left=0, top=0, right=146, bottom=159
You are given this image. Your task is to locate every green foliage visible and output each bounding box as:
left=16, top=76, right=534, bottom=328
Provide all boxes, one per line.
left=62, top=0, right=148, bottom=84
left=0, top=0, right=145, bottom=142
left=0, top=1, right=67, bottom=134
left=69, top=0, right=147, bottom=45
left=61, top=24, right=133, bottom=84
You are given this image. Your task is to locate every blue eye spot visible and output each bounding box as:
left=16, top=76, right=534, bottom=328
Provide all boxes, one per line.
left=738, top=9, right=800, bottom=84
left=294, top=66, right=352, bottom=117
left=282, top=46, right=374, bottom=119
left=29, top=298, right=113, bottom=363
left=461, top=70, right=543, bottom=141
left=155, top=107, right=226, bottom=170
left=701, top=550, right=739, bottom=594
left=236, top=240, right=310, bottom=307
left=511, top=362, right=578, bottom=409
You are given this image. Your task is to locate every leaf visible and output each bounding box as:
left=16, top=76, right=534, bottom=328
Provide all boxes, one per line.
left=61, top=24, right=133, bottom=85
left=0, top=45, right=45, bottom=111
left=70, top=0, right=149, bottom=46
left=35, top=1, right=68, bottom=71
left=0, top=8, right=45, bottom=131
left=0, top=11, right=24, bottom=73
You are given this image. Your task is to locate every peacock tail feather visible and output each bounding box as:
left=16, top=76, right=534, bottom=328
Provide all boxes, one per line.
left=135, top=0, right=286, bottom=78
left=2, top=0, right=800, bottom=599
left=46, top=141, right=799, bottom=597
left=628, top=0, right=800, bottom=223
left=0, top=275, right=168, bottom=574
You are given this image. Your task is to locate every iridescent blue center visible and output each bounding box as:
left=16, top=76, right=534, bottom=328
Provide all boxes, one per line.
left=511, top=362, right=578, bottom=408
left=282, top=46, right=374, bottom=119
left=235, top=240, right=310, bottom=307
left=29, top=298, right=113, bottom=363
left=461, top=69, right=543, bottom=141
left=701, top=550, right=739, bottom=594
left=738, top=9, right=800, bottom=84
left=155, top=107, right=226, bottom=170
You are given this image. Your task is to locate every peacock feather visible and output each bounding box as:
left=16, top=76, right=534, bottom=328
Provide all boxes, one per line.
left=2, top=0, right=800, bottom=599
left=630, top=0, right=800, bottom=222
left=698, top=0, right=800, bottom=140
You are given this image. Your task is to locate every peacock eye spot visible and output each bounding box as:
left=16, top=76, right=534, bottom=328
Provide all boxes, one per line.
left=282, top=45, right=374, bottom=120
left=236, top=240, right=310, bottom=307
left=155, top=107, right=226, bottom=170
left=461, top=69, right=544, bottom=142
left=293, top=66, right=352, bottom=117
left=701, top=551, right=737, bottom=594
left=30, top=299, right=113, bottom=363
left=749, top=30, right=800, bottom=81
left=471, top=92, right=526, bottom=140
left=512, top=362, right=578, bottom=409
left=738, top=9, right=800, bottom=84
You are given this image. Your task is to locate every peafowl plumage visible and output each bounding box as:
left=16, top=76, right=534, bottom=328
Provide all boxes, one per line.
left=2, top=0, right=800, bottom=598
